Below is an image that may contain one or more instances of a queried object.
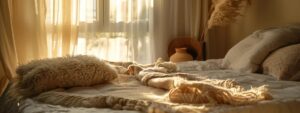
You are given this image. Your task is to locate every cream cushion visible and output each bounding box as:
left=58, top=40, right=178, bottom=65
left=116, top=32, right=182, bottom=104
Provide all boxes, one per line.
left=263, top=44, right=300, bottom=81
left=222, top=27, right=300, bottom=72
left=15, top=55, right=118, bottom=97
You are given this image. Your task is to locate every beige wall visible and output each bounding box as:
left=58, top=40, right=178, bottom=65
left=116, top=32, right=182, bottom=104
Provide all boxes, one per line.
left=207, top=0, right=300, bottom=59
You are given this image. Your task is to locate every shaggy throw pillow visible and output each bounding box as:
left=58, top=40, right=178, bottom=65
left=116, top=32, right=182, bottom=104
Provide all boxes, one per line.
left=263, top=44, right=300, bottom=81
left=222, top=26, right=300, bottom=72
left=15, top=55, right=117, bottom=97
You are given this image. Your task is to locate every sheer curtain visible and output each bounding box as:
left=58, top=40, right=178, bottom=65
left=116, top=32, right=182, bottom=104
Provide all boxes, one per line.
left=74, top=0, right=208, bottom=63
left=74, top=0, right=153, bottom=64
left=35, top=0, right=79, bottom=58
left=0, top=0, right=17, bottom=95
left=10, top=0, right=79, bottom=63
left=152, top=0, right=209, bottom=60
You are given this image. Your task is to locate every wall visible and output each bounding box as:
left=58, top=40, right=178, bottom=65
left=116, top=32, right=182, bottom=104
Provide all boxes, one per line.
left=207, top=0, right=300, bottom=59
left=152, top=0, right=209, bottom=61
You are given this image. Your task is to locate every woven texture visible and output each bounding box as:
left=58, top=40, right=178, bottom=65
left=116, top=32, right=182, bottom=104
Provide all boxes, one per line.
left=14, top=55, right=117, bottom=98
left=263, top=44, right=300, bottom=81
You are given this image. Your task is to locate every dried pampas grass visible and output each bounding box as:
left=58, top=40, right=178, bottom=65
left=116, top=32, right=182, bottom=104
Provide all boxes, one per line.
left=208, top=0, right=251, bottom=29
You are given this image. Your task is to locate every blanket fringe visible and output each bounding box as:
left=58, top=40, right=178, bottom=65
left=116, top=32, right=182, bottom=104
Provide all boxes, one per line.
left=169, top=80, right=272, bottom=105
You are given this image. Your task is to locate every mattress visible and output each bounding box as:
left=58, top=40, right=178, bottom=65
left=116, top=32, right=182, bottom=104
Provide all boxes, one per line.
left=17, top=60, right=300, bottom=113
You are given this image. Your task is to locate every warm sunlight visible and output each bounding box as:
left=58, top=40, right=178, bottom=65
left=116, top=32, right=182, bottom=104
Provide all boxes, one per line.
left=79, top=0, right=96, bottom=23
left=32, top=0, right=153, bottom=62
left=74, top=0, right=153, bottom=62
left=45, top=0, right=79, bottom=25
left=110, top=0, right=125, bottom=23
left=75, top=32, right=130, bottom=61
left=109, top=0, right=151, bottom=23
left=3, top=0, right=300, bottom=113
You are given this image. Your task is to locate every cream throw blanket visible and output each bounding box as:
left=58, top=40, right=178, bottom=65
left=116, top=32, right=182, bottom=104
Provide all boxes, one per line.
left=129, top=62, right=272, bottom=107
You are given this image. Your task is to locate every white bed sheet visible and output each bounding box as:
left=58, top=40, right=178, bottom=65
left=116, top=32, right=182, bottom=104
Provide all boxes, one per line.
left=21, top=60, right=300, bottom=113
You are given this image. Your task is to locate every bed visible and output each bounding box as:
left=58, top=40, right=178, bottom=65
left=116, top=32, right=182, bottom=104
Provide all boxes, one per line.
left=1, top=25, right=300, bottom=113
left=4, top=59, right=300, bottom=113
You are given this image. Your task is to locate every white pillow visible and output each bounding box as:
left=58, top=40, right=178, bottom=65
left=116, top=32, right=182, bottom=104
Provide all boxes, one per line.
left=222, top=27, right=300, bottom=72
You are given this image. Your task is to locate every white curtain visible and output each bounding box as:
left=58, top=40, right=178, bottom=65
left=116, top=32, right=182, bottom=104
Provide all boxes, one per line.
left=0, top=0, right=17, bottom=95
left=10, top=0, right=79, bottom=63
left=74, top=0, right=208, bottom=63
left=74, top=0, right=153, bottom=64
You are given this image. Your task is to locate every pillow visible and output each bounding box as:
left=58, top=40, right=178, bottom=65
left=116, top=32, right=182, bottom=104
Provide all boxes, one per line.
left=222, top=26, right=300, bottom=72
left=262, top=44, right=300, bottom=81
left=15, top=55, right=117, bottom=97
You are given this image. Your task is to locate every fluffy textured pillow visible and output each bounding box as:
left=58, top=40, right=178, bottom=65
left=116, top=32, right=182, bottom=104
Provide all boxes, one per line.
left=262, top=44, right=300, bottom=81
left=222, top=26, right=300, bottom=72
left=15, top=55, right=117, bottom=97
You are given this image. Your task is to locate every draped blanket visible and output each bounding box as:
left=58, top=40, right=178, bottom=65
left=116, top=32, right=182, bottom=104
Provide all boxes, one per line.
left=129, top=62, right=272, bottom=107
left=1, top=58, right=273, bottom=113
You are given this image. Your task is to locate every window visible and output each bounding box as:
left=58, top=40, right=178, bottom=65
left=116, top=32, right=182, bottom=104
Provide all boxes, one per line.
left=75, top=0, right=153, bottom=62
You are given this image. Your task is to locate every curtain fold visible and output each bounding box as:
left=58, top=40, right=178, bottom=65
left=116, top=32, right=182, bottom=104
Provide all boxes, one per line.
left=9, top=0, right=79, bottom=63
left=74, top=0, right=209, bottom=63
left=0, top=0, right=18, bottom=96
left=40, top=0, right=79, bottom=57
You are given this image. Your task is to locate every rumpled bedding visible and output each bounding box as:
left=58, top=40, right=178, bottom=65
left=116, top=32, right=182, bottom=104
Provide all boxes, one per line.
left=12, top=59, right=300, bottom=113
